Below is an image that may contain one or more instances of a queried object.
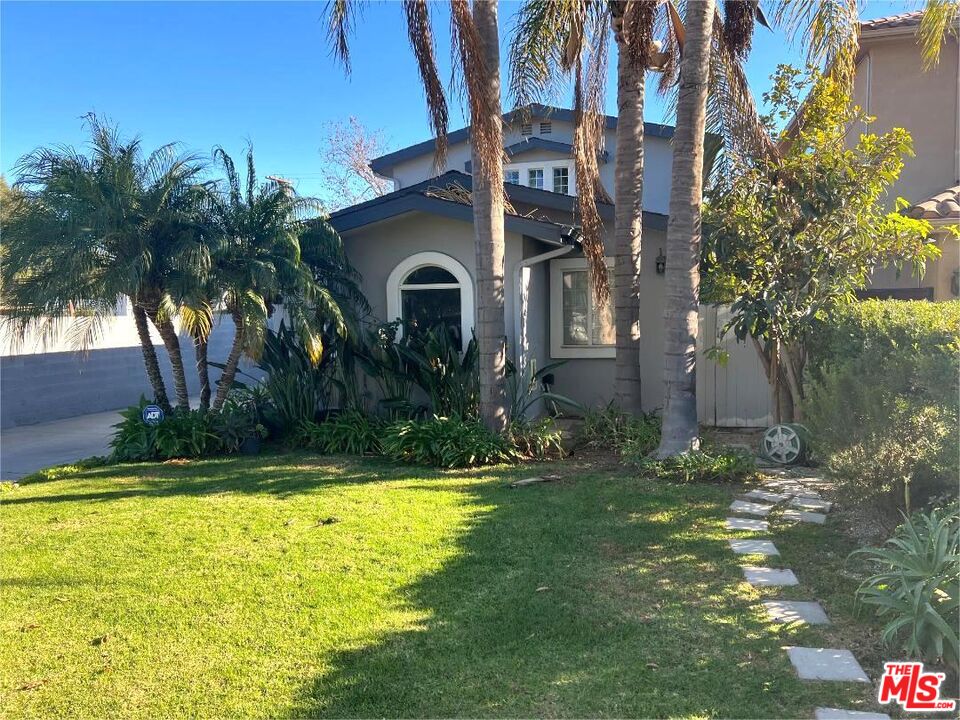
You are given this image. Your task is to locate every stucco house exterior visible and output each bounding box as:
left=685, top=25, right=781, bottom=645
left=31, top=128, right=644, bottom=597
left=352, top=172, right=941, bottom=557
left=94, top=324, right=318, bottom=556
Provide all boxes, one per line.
left=328, top=104, right=772, bottom=423
left=851, top=11, right=960, bottom=299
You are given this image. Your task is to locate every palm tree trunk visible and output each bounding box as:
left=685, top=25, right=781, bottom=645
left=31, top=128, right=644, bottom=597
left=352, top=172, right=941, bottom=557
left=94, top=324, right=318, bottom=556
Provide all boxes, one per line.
left=213, top=310, right=245, bottom=411
left=194, top=333, right=211, bottom=411
left=132, top=302, right=171, bottom=412
left=146, top=307, right=190, bottom=411
left=470, top=0, right=508, bottom=434
left=613, top=41, right=645, bottom=415
left=655, top=0, right=715, bottom=458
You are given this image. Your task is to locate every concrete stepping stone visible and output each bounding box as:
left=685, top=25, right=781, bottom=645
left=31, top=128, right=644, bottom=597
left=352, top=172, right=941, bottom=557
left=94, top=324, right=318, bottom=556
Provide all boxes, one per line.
left=789, top=496, right=832, bottom=512
left=763, top=600, right=830, bottom=625
left=780, top=508, right=827, bottom=525
left=730, top=500, right=773, bottom=517
left=741, top=566, right=799, bottom=586
left=784, top=647, right=870, bottom=682
left=745, top=489, right=790, bottom=503
left=726, top=517, right=769, bottom=532
left=815, top=709, right=890, bottom=720
left=729, top=539, right=779, bottom=556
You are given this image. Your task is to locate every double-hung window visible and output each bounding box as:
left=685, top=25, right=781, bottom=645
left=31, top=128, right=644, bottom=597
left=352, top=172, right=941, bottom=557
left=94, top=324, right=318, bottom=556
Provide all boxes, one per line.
left=527, top=168, right=544, bottom=190
left=549, top=258, right=615, bottom=358
left=552, top=167, right=569, bottom=195
left=504, top=169, right=520, bottom=185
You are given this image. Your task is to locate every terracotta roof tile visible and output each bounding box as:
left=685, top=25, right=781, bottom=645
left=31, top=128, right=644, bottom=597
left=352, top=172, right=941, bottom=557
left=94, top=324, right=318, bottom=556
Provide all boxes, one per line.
left=905, top=185, right=960, bottom=220
left=859, top=11, right=924, bottom=32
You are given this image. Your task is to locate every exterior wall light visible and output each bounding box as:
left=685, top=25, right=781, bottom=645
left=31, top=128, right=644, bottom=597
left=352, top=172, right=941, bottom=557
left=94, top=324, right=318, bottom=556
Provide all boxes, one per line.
left=655, top=249, right=666, bottom=275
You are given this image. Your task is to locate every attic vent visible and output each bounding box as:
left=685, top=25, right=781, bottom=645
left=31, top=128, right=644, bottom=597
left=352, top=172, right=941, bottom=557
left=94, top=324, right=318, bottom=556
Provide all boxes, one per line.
left=520, top=122, right=533, bottom=136
left=539, top=121, right=552, bottom=135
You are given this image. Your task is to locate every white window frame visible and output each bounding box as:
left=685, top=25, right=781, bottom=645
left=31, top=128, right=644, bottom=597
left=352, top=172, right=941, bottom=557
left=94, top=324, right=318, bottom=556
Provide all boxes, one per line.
left=504, top=169, right=520, bottom=185
left=527, top=166, right=545, bottom=190
left=386, top=251, right=474, bottom=345
left=549, top=257, right=615, bottom=359
left=552, top=166, right=569, bottom=195
left=503, top=159, right=576, bottom=196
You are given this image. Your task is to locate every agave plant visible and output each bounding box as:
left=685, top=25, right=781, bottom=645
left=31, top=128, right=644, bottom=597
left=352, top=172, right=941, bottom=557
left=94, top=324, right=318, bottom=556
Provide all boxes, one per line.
left=851, top=509, right=960, bottom=670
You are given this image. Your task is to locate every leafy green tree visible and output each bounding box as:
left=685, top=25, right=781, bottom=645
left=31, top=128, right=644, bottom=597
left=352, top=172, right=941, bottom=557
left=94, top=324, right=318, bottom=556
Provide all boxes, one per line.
left=701, top=66, right=941, bottom=422
left=205, top=147, right=351, bottom=411
left=2, top=116, right=206, bottom=411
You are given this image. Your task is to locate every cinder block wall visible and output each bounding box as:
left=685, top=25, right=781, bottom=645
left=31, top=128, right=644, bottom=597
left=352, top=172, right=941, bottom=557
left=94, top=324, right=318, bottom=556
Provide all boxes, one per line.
left=0, top=326, right=261, bottom=428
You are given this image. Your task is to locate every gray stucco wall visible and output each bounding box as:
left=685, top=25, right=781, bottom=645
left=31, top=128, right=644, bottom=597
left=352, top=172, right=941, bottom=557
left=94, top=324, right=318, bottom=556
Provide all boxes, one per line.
left=0, top=316, right=261, bottom=428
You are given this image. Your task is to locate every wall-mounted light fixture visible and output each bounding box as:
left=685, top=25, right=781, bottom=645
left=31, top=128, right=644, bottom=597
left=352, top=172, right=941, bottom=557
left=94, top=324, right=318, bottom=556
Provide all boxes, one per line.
left=655, top=249, right=666, bottom=275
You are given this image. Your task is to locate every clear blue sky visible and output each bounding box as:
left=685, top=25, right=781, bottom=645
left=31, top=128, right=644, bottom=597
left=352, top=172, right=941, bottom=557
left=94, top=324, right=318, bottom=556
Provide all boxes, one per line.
left=1, top=0, right=917, bottom=196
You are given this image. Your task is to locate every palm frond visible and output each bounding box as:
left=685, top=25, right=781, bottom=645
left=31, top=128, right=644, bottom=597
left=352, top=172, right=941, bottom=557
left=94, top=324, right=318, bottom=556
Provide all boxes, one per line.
left=324, top=0, right=358, bottom=73
left=404, top=0, right=450, bottom=170
left=772, top=0, right=859, bottom=87
left=918, top=0, right=959, bottom=69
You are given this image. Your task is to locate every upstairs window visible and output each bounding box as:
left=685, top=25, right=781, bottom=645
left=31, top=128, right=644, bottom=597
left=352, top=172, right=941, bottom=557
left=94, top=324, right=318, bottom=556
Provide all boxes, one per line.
left=504, top=169, right=520, bottom=185
left=539, top=121, right=552, bottom=135
left=552, top=167, right=569, bottom=195
left=527, top=168, right=544, bottom=190
left=520, top=123, right=533, bottom=136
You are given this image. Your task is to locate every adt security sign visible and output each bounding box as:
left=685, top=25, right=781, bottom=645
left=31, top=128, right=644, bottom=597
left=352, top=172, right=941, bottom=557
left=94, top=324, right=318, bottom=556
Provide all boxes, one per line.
left=142, top=404, right=165, bottom=426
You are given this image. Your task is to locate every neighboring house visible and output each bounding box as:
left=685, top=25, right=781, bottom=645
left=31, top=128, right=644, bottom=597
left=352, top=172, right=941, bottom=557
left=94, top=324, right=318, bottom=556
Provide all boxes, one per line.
left=330, top=104, right=773, bottom=424
left=851, top=11, right=960, bottom=300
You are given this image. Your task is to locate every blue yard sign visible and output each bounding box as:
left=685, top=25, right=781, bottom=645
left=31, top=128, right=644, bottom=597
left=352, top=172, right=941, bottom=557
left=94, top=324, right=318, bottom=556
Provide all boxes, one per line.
left=142, top=404, right=165, bottom=426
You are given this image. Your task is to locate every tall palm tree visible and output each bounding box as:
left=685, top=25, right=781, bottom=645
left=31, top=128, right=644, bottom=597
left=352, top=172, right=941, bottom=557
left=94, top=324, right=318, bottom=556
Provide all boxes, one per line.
left=655, top=0, right=716, bottom=458
left=326, top=0, right=509, bottom=432
left=510, top=0, right=683, bottom=415
left=1, top=115, right=205, bottom=412
left=207, top=147, right=348, bottom=411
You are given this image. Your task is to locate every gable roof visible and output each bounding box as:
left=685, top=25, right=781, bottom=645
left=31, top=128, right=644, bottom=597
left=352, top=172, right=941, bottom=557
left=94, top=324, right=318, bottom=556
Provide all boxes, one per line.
left=328, top=169, right=669, bottom=239
left=369, top=104, right=674, bottom=175
left=328, top=171, right=575, bottom=245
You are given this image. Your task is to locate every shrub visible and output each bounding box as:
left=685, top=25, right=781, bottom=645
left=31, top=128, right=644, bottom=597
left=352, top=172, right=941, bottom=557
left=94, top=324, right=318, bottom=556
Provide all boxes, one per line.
left=380, top=416, right=516, bottom=468
left=506, top=417, right=564, bottom=460
left=631, top=447, right=758, bottom=484
left=852, top=509, right=959, bottom=671
left=805, top=300, right=959, bottom=525
left=211, top=396, right=268, bottom=453
left=578, top=404, right=661, bottom=453
left=110, top=400, right=220, bottom=462
left=294, top=411, right=383, bottom=455
left=396, top=327, right=480, bottom=419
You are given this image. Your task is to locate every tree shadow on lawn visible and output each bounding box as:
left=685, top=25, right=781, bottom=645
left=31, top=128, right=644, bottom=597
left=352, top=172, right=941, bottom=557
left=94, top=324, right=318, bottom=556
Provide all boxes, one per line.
left=2, top=452, right=460, bottom=506
left=290, top=474, right=876, bottom=719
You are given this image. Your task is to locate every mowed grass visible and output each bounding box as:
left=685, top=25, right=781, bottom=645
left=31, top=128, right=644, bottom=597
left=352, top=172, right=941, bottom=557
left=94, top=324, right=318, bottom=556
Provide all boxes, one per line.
left=1, top=453, right=887, bottom=718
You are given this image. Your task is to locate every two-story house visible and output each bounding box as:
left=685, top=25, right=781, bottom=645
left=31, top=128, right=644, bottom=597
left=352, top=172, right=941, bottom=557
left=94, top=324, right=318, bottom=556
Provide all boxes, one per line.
left=328, top=104, right=772, bottom=423
left=852, top=11, right=960, bottom=300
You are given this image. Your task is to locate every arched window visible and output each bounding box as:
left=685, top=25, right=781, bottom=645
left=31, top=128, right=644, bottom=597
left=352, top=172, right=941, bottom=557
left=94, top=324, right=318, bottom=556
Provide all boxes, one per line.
left=386, top=252, right=474, bottom=349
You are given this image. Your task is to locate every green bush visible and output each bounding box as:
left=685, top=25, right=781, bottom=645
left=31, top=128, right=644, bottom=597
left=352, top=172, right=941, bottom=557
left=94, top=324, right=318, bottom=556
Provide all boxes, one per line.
left=294, top=411, right=383, bottom=455
left=852, top=509, right=959, bottom=671
left=805, top=300, right=959, bottom=525
left=578, top=404, right=661, bottom=453
left=506, top=417, right=564, bottom=460
left=380, top=416, right=516, bottom=468
left=631, top=447, right=758, bottom=484
left=110, top=400, right=220, bottom=462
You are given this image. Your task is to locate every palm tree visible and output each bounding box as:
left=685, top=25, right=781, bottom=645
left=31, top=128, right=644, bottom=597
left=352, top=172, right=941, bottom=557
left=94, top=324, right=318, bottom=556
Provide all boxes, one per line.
left=207, top=147, right=348, bottom=411
left=654, top=0, right=716, bottom=458
left=326, top=0, right=509, bottom=432
left=1, top=115, right=205, bottom=412
left=510, top=1, right=685, bottom=415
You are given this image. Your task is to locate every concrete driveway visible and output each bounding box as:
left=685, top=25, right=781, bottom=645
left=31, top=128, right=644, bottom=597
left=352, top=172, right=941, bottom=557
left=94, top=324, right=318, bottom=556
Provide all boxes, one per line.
left=0, top=408, right=122, bottom=481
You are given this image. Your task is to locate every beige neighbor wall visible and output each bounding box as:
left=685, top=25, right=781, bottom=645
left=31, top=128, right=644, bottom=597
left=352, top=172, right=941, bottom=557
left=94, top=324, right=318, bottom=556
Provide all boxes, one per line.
left=853, top=32, right=960, bottom=298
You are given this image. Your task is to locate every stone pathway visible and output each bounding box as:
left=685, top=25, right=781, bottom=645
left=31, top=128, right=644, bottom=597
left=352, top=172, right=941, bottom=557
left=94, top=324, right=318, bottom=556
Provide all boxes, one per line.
left=725, top=469, right=889, bottom=719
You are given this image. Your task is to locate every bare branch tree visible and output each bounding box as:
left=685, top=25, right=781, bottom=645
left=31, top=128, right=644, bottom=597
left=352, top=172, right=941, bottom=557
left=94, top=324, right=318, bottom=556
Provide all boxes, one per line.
left=317, top=117, right=393, bottom=211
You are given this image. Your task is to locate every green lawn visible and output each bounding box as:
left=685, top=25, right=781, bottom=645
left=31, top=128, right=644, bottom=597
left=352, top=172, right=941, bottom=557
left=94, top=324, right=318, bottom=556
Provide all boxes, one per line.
left=1, top=453, right=890, bottom=718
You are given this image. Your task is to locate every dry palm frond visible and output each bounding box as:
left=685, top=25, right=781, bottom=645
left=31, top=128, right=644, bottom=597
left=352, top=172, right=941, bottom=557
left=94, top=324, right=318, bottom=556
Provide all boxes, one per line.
left=449, top=0, right=504, bottom=196
left=773, top=0, right=859, bottom=88
left=656, top=0, right=684, bottom=93
left=404, top=0, right=450, bottom=170
left=572, top=13, right=611, bottom=308
left=324, top=0, right=358, bottom=73
left=918, top=0, right=960, bottom=69
left=620, top=0, right=658, bottom=69
left=423, top=181, right=518, bottom=215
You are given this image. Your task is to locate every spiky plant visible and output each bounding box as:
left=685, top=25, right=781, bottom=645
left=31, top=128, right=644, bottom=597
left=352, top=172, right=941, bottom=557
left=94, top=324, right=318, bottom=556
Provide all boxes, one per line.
left=2, top=115, right=207, bottom=411
left=325, top=0, right=510, bottom=432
